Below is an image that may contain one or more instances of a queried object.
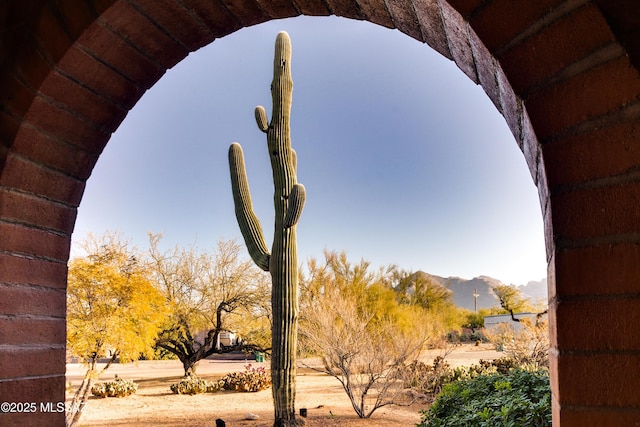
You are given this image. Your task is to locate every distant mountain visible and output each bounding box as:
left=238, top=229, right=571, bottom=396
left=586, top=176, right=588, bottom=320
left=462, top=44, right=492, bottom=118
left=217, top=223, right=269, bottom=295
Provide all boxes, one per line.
left=516, top=278, right=548, bottom=304
left=400, top=272, right=547, bottom=311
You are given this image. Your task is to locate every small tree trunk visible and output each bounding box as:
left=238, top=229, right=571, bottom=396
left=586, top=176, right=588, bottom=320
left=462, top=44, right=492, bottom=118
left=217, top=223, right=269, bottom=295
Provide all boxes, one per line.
left=181, top=357, right=197, bottom=377
left=67, top=352, right=118, bottom=427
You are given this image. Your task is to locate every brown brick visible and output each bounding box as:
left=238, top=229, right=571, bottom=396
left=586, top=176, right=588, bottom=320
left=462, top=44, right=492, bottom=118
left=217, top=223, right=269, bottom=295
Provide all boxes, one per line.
left=413, top=0, right=451, bottom=59
left=555, top=407, right=640, bottom=427
left=0, top=285, right=66, bottom=318
left=0, top=254, right=68, bottom=288
left=551, top=181, right=640, bottom=242
left=497, top=65, right=521, bottom=143
left=556, top=297, right=640, bottom=351
left=357, top=0, right=394, bottom=29
left=549, top=344, right=559, bottom=384
left=181, top=0, right=241, bottom=37
left=1, top=154, right=85, bottom=206
left=521, top=105, right=541, bottom=181
left=78, top=22, right=164, bottom=89
left=24, top=96, right=110, bottom=154
left=555, top=352, right=640, bottom=407
left=57, top=45, right=144, bottom=110
left=0, top=188, right=77, bottom=234
left=555, top=243, right=640, bottom=296
left=0, top=346, right=66, bottom=379
left=0, top=111, right=21, bottom=150
left=538, top=198, right=556, bottom=262
left=0, top=222, right=71, bottom=261
left=92, top=0, right=117, bottom=15
left=38, top=70, right=128, bottom=131
left=548, top=298, right=558, bottom=348
left=257, top=0, right=300, bottom=19
left=499, top=4, right=616, bottom=95
left=1, top=410, right=65, bottom=427
left=0, top=318, right=65, bottom=346
left=543, top=121, right=640, bottom=187
left=469, top=28, right=501, bottom=111
left=551, top=391, right=560, bottom=427
left=440, top=0, right=477, bottom=82
left=386, top=0, right=423, bottom=41
left=11, top=125, right=99, bottom=180
left=55, top=0, right=101, bottom=39
left=547, top=252, right=556, bottom=301
left=288, top=0, right=331, bottom=16
left=445, top=0, right=482, bottom=19
left=0, top=72, right=36, bottom=118
left=12, top=39, right=53, bottom=93
left=99, top=1, right=188, bottom=69
left=322, top=0, right=366, bottom=20
left=525, top=56, right=640, bottom=140
left=0, top=376, right=66, bottom=426
left=32, top=2, right=74, bottom=64
left=470, top=0, right=563, bottom=52
left=130, top=0, right=215, bottom=51
left=214, top=0, right=270, bottom=27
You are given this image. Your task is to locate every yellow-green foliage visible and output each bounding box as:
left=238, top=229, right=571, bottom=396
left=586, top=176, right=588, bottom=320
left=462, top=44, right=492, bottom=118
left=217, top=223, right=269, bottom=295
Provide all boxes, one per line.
left=301, top=251, right=458, bottom=341
left=67, top=232, right=167, bottom=362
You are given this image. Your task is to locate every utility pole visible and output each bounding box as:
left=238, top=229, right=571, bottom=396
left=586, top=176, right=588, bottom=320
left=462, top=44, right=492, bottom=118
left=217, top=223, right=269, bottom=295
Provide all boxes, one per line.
left=473, top=288, right=479, bottom=312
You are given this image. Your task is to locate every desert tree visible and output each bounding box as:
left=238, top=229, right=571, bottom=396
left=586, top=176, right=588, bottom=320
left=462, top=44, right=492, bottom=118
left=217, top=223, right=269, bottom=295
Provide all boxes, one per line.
left=148, top=234, right=270, bottom=376
left=66, top=231, right=166, bottom=426
left=492, top=284, right=534, bottom=320
left=392, top=270, right=454, bottom=311
left=299, top=252, right=433, bottom=418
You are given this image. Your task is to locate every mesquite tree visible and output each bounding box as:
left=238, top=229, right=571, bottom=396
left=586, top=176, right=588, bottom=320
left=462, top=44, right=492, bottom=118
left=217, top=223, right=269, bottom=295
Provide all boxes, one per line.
left=228, top=31, right=306, bottom=427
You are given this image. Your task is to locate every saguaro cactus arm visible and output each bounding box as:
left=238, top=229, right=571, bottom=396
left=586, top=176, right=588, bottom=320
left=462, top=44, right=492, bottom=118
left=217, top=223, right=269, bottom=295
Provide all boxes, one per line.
left=255, top=106, right=269, bottom=133
left=228, top=142, right=271, bottom=271
left=284, top=183, right=306, bottom=228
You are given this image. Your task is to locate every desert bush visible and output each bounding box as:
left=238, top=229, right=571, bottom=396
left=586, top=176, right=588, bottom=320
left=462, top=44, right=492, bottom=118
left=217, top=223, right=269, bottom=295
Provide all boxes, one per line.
left=170, top=376, right=223, bottom=394
left=300, top=288, right=430, bottom=418
left=91, top=377, right=138, bottom=398
left=400, top=356, right=498, bottom=397
left=221, top=364, right=271, bottom=392
left=479, top=356, right=521, bottom=374
left=485, top=318, right=549, bottom=369
left=400, top=357, right=454, bottom=396
left=419, top=368, right=551, bottom=427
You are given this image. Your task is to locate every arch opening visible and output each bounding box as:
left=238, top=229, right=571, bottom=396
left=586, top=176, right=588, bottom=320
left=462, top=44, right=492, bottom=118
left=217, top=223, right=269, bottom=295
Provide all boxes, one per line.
left=73, top=16, right=546, bottom=287
left=3, top=1, right=640, bottom=425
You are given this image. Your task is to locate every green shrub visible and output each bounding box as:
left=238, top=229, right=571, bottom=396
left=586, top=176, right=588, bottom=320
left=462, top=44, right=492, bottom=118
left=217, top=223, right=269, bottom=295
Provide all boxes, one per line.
left=170, top=376, right=223, bottom=395
left=91, top=377, right=138, bottom=398
left=221, top=364, right=271, bottom=392
left=419, top=368, right=551, bottom=427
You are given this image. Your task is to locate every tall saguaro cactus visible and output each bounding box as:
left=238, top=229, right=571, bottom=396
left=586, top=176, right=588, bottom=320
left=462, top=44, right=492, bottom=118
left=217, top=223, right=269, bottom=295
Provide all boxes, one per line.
left=228, top=32, right=306, bottom=427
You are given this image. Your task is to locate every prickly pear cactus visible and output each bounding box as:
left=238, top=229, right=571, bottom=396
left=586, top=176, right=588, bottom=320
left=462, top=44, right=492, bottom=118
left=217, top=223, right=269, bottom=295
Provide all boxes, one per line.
left=228, top=31, right=305, bottom=427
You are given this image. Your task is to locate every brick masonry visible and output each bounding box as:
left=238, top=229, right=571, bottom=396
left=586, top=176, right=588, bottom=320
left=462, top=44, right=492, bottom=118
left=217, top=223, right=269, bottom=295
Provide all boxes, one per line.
left=1, top=1, right=639, bottom=425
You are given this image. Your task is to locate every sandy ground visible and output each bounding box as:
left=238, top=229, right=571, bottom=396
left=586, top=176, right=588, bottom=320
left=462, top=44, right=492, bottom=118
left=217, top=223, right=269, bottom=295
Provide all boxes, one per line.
left=66, top=344, right=502, bottom=427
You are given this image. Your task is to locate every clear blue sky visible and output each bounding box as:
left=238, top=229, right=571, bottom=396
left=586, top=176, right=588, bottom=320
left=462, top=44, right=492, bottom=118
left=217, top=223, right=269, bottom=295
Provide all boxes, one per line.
left=72, top=16, right=547, bottom=286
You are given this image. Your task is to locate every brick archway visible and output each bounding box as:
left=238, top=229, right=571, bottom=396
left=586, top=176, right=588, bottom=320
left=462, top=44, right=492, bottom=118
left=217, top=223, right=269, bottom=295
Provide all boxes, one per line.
left=1, top=1, right=639, bottom=425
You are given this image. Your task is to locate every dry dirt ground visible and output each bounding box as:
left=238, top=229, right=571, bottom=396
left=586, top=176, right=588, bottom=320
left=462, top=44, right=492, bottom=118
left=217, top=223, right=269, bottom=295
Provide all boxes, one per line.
left=66, top=344, right=502, bottom=427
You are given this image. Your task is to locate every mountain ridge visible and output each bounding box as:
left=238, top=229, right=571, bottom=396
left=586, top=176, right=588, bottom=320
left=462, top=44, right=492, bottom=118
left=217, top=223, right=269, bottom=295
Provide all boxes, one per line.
left=407, top=271, right=547, bottom=311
